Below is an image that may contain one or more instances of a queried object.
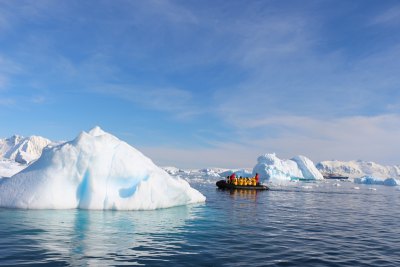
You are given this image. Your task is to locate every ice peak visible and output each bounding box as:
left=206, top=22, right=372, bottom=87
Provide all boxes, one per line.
left=257, top=153, right=278, bottom=165
left=88, top=126, right=107, bottom=137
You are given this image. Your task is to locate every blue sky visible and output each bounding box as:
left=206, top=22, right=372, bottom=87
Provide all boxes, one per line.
left=1, top=0, right=400, bottom=168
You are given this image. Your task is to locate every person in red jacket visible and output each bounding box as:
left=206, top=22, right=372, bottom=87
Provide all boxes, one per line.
left=255, top=173, right=260, bottom=185
left=229, top=173, right=236, bottom=184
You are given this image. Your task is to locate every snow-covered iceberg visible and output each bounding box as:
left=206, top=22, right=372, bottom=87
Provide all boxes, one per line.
left=252, top=153, right=323, bottom=181
left=0, top=135, right=52, bottom=164
left=316, top=160, right=400, bottom=179
left=0, top=127, right=205, bottom=210
left=354, top=176, right=399, bottom=186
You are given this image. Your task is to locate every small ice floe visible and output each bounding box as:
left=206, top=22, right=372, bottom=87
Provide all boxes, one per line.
left=353, top=187, right=360, bottom=190
left=368, top=188, right=377, bottom=191
left=333, top=183, right=341, bottom=187
left=354, top=176, right=399, bottom=186
left=302, top=185, right=313, bottom=189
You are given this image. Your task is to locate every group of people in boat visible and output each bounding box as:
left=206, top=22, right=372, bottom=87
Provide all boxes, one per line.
left=226, top=173, right=260, bottom=186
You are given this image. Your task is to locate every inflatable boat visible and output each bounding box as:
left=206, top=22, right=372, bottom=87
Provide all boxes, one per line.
left=216, top=180, right=269, bottom=190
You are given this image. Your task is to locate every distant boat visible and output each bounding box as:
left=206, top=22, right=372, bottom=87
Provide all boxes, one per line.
left=323, top=173, right=349, bottom=180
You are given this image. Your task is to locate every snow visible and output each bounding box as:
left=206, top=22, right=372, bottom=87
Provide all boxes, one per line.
left=0, top=126, right=205, bottom=210
left=316, top=160, right=400, bottom=179
left=0, top=159, right=26, bottom=178
left=162, top=166, right=183, bottom=176
left=0, top=135, right=52, bottom=164
left=354, top=176, right=399, bottom=186
left=291, top=155, right=324, bottom=180
left=198, top=168, right=221, bottom=178
left=252, top=153, right=323, bottom=182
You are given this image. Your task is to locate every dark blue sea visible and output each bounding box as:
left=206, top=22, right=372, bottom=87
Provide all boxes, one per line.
left=1, top=180, right=400, bottom=266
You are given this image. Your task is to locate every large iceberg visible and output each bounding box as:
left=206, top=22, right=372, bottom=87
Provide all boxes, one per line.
left=253, top=153, right=323, bottom=181
left=0, top=127, right=205, bottom=210
left=316, top=160, right=400, bottom=179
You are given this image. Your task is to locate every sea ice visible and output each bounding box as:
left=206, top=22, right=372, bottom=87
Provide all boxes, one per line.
left=353, top=176, right=399, bottom=186
left=0, top=127, right=205, bottom=210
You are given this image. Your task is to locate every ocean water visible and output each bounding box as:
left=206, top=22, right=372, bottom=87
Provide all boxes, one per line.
left=1, top=180, right=400, bottom=266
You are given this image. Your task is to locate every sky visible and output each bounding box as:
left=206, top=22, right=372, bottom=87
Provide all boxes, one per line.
left=0, top=0, right=400, bottom=168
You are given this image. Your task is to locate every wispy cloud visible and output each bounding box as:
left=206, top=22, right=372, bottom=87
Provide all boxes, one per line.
left=94, top=84, right=202, bottom=119
left=1, top=1, right=399, bottom=167
left=371, top=5, right=400, bottom=26
left=31, top=96, right=46, bottom=104
left=0, top=55, right=22, bottom=91
left=211, top=1, right=400, bottom=126
left=142, top=114, right=400, bottom=168
left=0, top=97, right=15, bottom=106
left=129, top=0, right=198, bottom=25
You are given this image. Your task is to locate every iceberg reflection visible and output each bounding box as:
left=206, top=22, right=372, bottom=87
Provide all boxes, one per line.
left=0, top=204, right=202, bottom=265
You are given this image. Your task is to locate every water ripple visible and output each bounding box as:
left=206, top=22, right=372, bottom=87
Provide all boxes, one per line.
left=1, top=181, right=400, bottom=266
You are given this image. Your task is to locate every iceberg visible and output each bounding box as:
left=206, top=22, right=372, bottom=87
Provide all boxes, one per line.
left=252, top=153, right=323, bottom=181
left=353, top=176, right=399, bottom=186
left=0, top=159, right=27, bottom=178
left=0, top=135, right=52, bottom=164
left=316, top=160, right=400, bottom=179
left=291, top=155, right=324, bottom=180
left=0, top=127, right=205, bottom=210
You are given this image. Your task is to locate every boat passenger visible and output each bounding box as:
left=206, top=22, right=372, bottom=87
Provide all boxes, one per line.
left=230, top=173, right=236, bottom=184
left=255, top=173, right=259, bottom=185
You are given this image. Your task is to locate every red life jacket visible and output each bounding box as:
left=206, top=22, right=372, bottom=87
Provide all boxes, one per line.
left=230, top=173, right=236, bottom=182
left=255, top=173, right=259, bottom=182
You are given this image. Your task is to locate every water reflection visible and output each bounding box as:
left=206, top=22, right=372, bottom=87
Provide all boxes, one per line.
left=0, top=204, right=203, bottom=266
left=2, top=181, right=400, bottom=266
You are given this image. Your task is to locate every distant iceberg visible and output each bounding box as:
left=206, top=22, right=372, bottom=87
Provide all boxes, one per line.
left=253, top=153, right=323, bottom=181
left=219, top=169, right=253, bottom=178
left=354, top=176, right=399, bottom=186
left=0, top=135, right=52, bottom=164
left=316, top=160, right=400, bottom=179
left=0, top=126, right=205, bottom=210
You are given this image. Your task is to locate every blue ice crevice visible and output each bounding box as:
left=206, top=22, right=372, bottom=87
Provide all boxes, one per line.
left=118, top=174, right=149, bottom=198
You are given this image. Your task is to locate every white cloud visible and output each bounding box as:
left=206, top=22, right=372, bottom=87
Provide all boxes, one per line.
left=141, top=114, right=400, bottom=168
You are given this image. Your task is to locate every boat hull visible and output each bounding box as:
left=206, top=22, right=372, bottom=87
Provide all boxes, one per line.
left=216, top=180, right=269, bottom=190
left=323, top=175, right=349, bottom=180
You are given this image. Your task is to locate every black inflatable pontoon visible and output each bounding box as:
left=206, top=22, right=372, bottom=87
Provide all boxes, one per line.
left=216, top=180, right=269, bottom=190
